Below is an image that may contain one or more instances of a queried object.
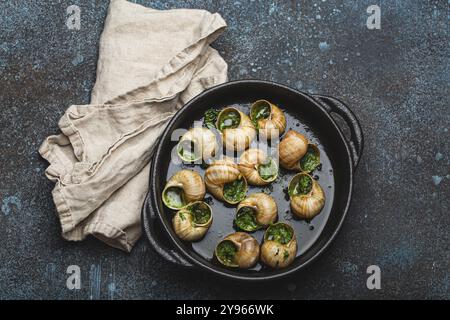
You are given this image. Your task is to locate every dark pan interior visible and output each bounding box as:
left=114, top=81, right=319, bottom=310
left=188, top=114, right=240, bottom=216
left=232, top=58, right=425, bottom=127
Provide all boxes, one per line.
left=151, top=81, right=353, bottom=280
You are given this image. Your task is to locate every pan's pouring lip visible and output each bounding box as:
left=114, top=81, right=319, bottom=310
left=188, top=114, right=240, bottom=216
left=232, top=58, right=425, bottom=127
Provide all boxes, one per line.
left=146, top=79, right=362, bottom=282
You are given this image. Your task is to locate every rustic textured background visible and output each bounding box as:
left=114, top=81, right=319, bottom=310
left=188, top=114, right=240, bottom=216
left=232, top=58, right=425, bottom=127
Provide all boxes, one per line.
left=0, top=0, right=448, bottom=299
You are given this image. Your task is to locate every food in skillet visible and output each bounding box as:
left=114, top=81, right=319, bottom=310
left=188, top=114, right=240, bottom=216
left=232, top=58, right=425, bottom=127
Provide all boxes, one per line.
left=279, top=130, right=321, bottom=172
left=234, top=193, right=278, bottom=232
left=162, top=170, right=205, bottom=210
left=261, top=222, right=297, bottom=269
left=250, top=100, right=286, bottom=140
left=215, top=232, right=260, bottom=268
left=204, top=158, right=248, bottom=204
left=238, top=149, right=278, bottom=185
left=288, top=172, right=325, bottom=219
left=216, top=107, right=256, bottom=151
left=172, top=201, right=212, bottom=241
left=177, top=127, right=217, bottom=162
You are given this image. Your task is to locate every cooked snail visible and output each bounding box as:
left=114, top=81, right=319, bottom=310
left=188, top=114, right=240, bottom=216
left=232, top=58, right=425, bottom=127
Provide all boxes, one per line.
left=288, top=173, right=325, bottom=219
left=299, top=144, right=321, bottom=173
left=250, top=100, right=286, bottom=140
left=204, top=158, right=248, bottom=204
left=177, top=127, right=217, bottom=162
left=162, top=170, right=205, bottom=210
left=261, top=222, right=297, bottom=269
left=278, top=130, right=308, bottom=170
left=172, top=201, right=212, bottom=241
left=234, top=193, right=278, bottom=232
left=215, top=232, right=260, bottom=268
left=238, top=149, right=278, bottom=185
left=216, top=107, right=256, bottom=151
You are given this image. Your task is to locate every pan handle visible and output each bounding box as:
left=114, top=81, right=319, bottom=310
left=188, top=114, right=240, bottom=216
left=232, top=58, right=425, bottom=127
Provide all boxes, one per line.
left=141, top=192, right=194, bottom=268
left=313, top=95, right=364, bottom=169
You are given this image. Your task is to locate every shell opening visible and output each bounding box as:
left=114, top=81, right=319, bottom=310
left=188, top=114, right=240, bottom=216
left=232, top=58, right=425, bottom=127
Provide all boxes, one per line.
left=235, top=206, right=260, bottom=232
left=163, top=186, right=186, bottom=209
left=217, top=108, right=241, bottom=131
left=223, top=176, right=247, bottom=204
left=187, top=202, right=212, bottom=225
left=299, top=145, right=320, bottom=172
left=216, top=240, right=238, bottom=267
left=288, top=173, right=313, bottom=197
left=250, top=100, right=271, bottom=127
left=265, top=223, right=294, bottom=245
left=257, top=158, right=278, bottom=182
left=177, top=139, right=201, bottom=162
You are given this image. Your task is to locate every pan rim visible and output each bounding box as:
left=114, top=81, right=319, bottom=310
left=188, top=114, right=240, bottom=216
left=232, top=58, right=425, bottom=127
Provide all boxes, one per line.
left=149, top=79, right=355, bottom=282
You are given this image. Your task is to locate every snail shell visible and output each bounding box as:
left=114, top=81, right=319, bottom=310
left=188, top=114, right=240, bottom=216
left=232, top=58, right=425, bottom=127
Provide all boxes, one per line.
left=216, top=107, right=256, bottom=151
left=204, top=158, right=248, bottom=204
left=162, top=170, right=205, bottom=210
left=279, top=130, right=308, bottom=170
left=235, top=193, right=278, bottom=231
left=177, top=127, right=217, bottom=162
left=172, top=201, right=212, bottom=241
left=215, top=232, right=260, bottom=268
left=288, top=173, right=325, bottom=219
left=238, top=149, right=278, bottom=185
left=261, top=223, right=297, bottom=269
left=250, top=100, right=286, bottom=140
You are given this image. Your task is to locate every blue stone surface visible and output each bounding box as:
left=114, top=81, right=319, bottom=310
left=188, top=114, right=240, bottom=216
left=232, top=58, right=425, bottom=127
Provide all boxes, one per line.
left=0, top=1, right=448, bottom=299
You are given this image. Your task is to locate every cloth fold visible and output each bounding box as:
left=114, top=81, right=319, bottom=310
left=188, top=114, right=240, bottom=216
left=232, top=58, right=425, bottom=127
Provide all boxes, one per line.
left=39, top=0, right=228, bottom=251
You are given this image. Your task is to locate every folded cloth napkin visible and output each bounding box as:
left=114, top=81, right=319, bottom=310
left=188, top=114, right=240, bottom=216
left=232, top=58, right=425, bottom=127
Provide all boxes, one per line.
left=39, top=0, right=228, bottom=252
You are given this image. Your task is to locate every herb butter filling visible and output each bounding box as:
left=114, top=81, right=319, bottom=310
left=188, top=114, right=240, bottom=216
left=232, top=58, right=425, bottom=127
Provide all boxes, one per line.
left=250, top=101, right=271, bottom=128
left=189, top=202, right=211, bottom=225
left=217, top=109, right=241, bottom=131
left=216, top=240, right=237, bottom=266
left=235, top=207, right=260, bottom=232
left=300, top=145, right=320, bottom=172
left=163, top=187, right=185, bottom=208
left=223, top=177, right=246, bottom=203
left=289, top=174, right=313, bottom=196
left=266, top=224, right=293, bottom=245
left=204, top=108, right=219, bottom=130
left=257, top=158, right=278, bottom=181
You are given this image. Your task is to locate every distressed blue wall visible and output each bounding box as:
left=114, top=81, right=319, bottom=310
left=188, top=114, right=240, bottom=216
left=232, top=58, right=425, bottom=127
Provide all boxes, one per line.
left=0, top=0, right=448, bottom=299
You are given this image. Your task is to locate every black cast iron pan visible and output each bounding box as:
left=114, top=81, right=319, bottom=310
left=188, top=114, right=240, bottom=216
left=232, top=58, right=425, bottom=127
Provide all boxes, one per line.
left=142, top=80, right=363, bottom=281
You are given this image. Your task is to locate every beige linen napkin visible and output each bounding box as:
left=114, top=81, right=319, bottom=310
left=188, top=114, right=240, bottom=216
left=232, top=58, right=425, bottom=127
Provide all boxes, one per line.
left=39, top=0, right=228, bottom=252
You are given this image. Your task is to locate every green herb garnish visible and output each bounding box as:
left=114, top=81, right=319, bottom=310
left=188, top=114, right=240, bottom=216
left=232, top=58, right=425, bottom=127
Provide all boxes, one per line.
left=266, top=223, right=293, bottom=245
left=257, top=158, right=278, bottom=181
left=189, top=202, right=211, bottom=225
left=283, top=250, right=290, bottom=260
left=250, top=100, right=271, bottom=128
left=163, top=187, right=185, bottom=208
left=289, top=174, right=312, bottom=196
left=217, top=109, right=241, bottom=131
left=235, top=207, right=260, bottom=232
left=204, top=108, right=219, bottom=130
left=223, top=177, right=247, bottom=203
left=299, top=146, right=320, bottom=172
left=216, top=240, right=237, bottom=266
